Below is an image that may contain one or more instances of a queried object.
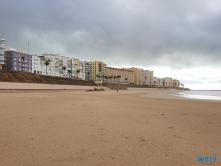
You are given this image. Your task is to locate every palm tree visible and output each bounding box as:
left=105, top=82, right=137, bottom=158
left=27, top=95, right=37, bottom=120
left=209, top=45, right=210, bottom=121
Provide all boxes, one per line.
left=118, top=75, right=121, bottom=82
left=76, top=69, right=80, bottom=79
left=114, top=76, right=117, bottom=82
left=68, top=69, right=72, bottom=78
left=44, top=60, right=50, bottom=75
left=104, top=76, right=108, bottom=82
left=21, top=56, right=25, bottom=72
left=87, top=72, right=90, bottom=80
left=62, top=66, right=67, bottom=76
left=96, top=74, right=100, bottom=81
left=102, top=75, right=106, bottom=82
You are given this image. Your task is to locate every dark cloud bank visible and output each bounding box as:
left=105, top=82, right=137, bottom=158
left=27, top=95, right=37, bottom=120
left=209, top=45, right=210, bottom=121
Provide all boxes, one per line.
left=1, top=0, right=221, bottom=69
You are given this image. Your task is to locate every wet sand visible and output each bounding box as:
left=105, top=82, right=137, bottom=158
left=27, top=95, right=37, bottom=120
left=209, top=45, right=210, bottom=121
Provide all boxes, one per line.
left=0, top=88, right=221, bottom=166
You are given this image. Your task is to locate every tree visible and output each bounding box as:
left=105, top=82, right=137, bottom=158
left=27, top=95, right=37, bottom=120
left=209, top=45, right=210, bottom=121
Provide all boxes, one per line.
left=76, top=69, right=80, bottom=79
left=68, top=69, right=72, bottom=78
left=104, top=76, right=107, bottom=82
left=102, top=75, right=106, bottom=82
left=114, top=76, right=117, bottom=82
left=96, top=74, right=100, bottom=81
left=44, top=60, right=50, bottom=75
left=87, top=72, right=90, bottom=80
left=62, top=66, right=67, bottom=76
left=117, top=75, right=121, bottom=82
left=21, top=56, right=25, bottom=72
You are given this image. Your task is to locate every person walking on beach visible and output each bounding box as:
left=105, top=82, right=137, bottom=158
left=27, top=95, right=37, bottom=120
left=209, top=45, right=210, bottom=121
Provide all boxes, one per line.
left=117, top=89, right=118, bottom=92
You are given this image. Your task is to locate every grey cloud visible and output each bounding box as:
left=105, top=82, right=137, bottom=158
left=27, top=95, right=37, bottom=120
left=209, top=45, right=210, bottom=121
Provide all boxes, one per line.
left=1, top=0, right=221, bottom=68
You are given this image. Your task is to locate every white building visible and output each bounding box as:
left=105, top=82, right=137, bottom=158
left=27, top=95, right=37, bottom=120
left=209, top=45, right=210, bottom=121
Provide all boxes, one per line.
left=32, top=55, right=42, bottom=74
left=58, top=55, right=69, bottom=77
left=142, top=70, right=154, bottom=85
left=153, top=77, right=164, bottom=86
left=68, top=58, right=84, bottom=79
left=0, top=37, right=5, bottom=69
left=164, top=77, right=173, bottom=87
left=173, top=79, right=180, bottom=87
left=42, top=54, right=59, bottom=76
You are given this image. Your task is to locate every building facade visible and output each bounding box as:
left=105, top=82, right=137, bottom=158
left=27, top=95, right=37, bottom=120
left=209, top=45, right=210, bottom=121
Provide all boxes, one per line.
left=83, top=61, right=92, bottom=80
left=0, top=37, right=5, bottom=69
left=68, top=58, right=84, bottom=79
left=91, top=61, right=107, bottom=82
left=4, top=50, right=32, bottom=72
left=173, top=79, right=180, bottom=87
left=153, top=77, right=180, bottom=87
left=106, top=67, right=134, bottom=83
left=124, top=67, right=143, bottom=85
left=32, top=55, right=42, bottom=74
left=142, top=70, right=154, bottom=85
left=164, top=77, right=173, bottom=87
left=153, top=77, right=164, bottom=86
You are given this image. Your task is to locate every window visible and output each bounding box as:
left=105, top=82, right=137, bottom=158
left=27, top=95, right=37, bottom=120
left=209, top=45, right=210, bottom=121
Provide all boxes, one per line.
left=14, top=67, right=17, bottom=70
left=14, top=62, right=16, bottom=65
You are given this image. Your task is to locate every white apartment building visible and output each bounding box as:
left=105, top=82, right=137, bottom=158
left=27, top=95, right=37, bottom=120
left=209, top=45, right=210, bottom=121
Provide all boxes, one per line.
left=32, top=55, right=42, bottom=74
left=68, top=58, right=84, bottom=79
left=153, top=77, right=164, bottom=86
left=142, top=70, right=154, bottom=85
left=164, top=77, right=173, bottom=87
left=173, top=79, right=180, bottom=87
left=58, top=55, right=69, bottom=77
left=43, top=53, right=59, bottom=76
left=153, top=77, right=180, bottom=87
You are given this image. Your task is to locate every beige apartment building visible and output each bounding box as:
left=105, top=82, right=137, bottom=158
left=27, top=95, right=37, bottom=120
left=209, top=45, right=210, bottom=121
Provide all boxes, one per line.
left=106, top=67, right=134, bottom=83
left=173, top=79, right=180, bottom=87
left=153, top=77, right=164, bottom=86
left=142, top=70, right=154, bottom=85
left=164, top=77, right=173, bottom=87
left=153, top=77, right=180, bottom=87
left=124, top=67, right=143, bottom=85
left=91, top=61, right=107, bottom=81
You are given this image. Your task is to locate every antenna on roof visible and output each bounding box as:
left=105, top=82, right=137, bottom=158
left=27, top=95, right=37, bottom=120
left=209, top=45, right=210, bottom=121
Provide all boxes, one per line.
left=28, top=41, right=29, bottom=54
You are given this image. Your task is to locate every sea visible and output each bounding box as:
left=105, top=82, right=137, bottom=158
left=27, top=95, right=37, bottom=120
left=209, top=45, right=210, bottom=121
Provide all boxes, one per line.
left=174, top=90, right=221, bottom=101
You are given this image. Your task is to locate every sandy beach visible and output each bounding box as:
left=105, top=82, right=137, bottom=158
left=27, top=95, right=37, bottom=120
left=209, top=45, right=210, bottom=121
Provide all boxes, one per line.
left=0, top=87, right=221, bottom=166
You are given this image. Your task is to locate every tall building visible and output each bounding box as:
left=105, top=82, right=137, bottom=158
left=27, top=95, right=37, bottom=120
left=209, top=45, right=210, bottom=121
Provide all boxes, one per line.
left=106, top=67, right=134, bottom=83
left=91, top=61, right=107, bottom=82
left=68, top=58, right=83, bottom=79
left=0, top=37, right=5, bottom=69
left=32, top=55, right=42, bottom=74
left=83, top=61, right=92, bottom=80
left=142, top=70, right=154, bottom=85
left=42, top=53, right=59, bottom=76
left=4, top=50, right=32, bottom=72
left=124, top=67, right=143, bottom=85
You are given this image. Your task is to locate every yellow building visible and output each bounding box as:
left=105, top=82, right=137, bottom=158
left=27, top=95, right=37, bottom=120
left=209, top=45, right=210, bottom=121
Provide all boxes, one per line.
left=91, top=61, right=107, bottom=81
left=173, top=79, right=180, bottom=87
left=124, top=67, right=143, bottom=85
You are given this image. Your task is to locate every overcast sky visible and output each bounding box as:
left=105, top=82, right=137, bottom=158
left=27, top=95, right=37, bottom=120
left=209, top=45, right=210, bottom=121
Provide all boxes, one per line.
left=0, top=0, right=221, bottom=89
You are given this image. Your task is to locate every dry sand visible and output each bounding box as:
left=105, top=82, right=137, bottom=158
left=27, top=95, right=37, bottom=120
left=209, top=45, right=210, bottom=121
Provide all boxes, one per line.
left=0, top=88, right=221, bottom=166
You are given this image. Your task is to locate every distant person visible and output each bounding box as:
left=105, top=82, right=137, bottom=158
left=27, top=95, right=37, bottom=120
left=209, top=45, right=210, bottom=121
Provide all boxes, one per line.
left=117, top=89, right=118, bottom=92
